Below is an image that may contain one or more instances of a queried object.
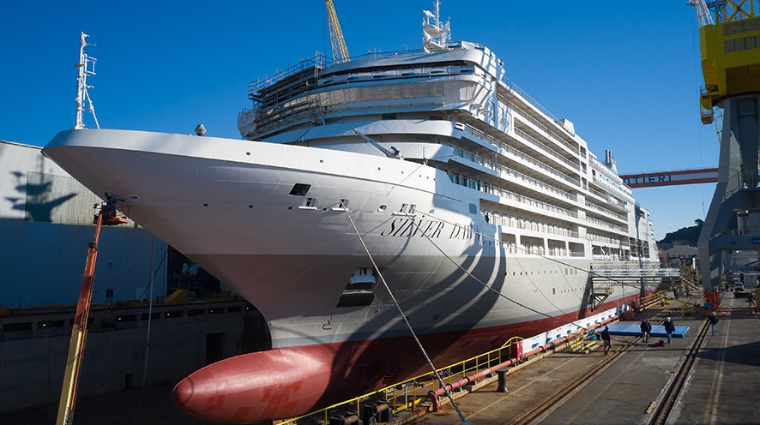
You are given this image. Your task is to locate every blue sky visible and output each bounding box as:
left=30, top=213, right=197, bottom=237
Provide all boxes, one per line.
left=0, top=1, right=718, bottom=240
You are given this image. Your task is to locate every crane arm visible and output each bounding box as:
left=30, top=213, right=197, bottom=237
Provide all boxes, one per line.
left=325, top=0, right=350, bottom=63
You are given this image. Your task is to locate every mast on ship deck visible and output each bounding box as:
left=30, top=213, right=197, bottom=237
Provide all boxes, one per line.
left=74, top=32, right=99, bottom=130
left=423, top=0, right=451, bottom=52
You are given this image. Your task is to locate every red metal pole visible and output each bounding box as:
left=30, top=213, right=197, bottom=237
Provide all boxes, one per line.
left=56, top=212, right=103, bottom=425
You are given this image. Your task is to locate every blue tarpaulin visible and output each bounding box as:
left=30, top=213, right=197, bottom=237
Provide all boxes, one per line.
left=606, top=323, right=690, bottom=338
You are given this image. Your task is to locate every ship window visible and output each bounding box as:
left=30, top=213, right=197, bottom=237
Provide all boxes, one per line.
left=432, top=81, right=444, bottom=96
left=469, top=203, right=477, bottom=214
left=418, top=83, right=430, bottom=97
left=301, top=198, right=317, bottom=208
left=402, top=85, right=415, bottom=99
left=289, top=184, right=311, bottom=196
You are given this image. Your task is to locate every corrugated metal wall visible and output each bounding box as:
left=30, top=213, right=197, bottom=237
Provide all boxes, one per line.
left=0, top=140, right=168, bottom=308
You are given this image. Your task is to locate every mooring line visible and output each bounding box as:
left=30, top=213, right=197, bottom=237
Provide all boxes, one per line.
left=341, top=204, right=469, bottom=425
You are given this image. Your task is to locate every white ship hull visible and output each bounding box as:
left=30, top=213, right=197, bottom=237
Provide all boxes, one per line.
left=44, top=129, right=645, bottom=423
left=44, top=8, right=665, bottom=421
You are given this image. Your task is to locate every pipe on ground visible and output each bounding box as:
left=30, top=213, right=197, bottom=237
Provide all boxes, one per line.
left=427, top=316, right=618, bottom=412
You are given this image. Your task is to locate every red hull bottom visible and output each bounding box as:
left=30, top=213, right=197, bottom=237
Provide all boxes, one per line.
left=172, top=296, right=639, bottom=423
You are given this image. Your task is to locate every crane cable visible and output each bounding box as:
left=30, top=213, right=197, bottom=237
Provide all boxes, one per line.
left=341, top=204, right=469, bottom=425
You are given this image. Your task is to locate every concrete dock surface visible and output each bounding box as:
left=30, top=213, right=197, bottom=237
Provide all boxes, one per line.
left=412, top=291, right=760, bottom=425
left=2, top=291, right=757, bottom=425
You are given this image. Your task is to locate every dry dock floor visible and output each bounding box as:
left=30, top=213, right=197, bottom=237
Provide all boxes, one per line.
left=410, top=291, right=760, bottom=425
left=2, top=291, right=758, bottom=425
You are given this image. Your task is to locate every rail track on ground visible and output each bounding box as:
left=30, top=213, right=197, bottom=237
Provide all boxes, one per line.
left=507, top=306, right=703, bottom=425
left=646, top=313, right=710, bottom=425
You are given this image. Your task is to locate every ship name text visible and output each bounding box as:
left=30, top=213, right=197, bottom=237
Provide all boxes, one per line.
left=379, top=218, right=476, bottom=240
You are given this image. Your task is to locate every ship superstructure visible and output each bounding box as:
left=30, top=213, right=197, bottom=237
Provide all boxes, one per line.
left=237, top=48, right=654, bottom=270
left=43, top=3, right=664, bottom=424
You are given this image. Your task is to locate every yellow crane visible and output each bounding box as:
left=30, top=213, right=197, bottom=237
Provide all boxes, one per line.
left=693, top=1, right=760, bottom=295
left=325, top=0, right=350, bottom=63
left=690, top=0, right=760, bottom=124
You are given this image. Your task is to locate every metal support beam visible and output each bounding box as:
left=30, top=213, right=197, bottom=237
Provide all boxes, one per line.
left=699, top=95, right=760, bottom=291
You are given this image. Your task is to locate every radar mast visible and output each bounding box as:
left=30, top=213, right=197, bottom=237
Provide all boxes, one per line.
left=74, top=32, right=99, bottom=130
left=422, top=0, right=451, bottom=52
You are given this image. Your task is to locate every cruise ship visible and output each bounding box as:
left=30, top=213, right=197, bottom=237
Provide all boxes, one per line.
left=43, top=3, right=662, bottom=424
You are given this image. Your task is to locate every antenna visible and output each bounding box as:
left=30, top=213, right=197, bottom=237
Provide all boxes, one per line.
left=422, top=0, right=451, bottom=53
left=74, top=32, right=100, bottom=130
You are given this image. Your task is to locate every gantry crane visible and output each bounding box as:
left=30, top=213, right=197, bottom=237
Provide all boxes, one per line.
left=688, top=1, right=760, bottom=294
left=325, top=0, right=350, bottom=63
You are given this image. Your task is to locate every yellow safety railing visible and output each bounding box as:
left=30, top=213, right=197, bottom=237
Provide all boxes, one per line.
left=279, top=336, right=524, bottom=425
left=640, top=291, right=668, bottom=309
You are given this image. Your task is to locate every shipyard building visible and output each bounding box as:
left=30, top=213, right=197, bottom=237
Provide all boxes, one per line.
left=0, top=140, right=268, bottom=415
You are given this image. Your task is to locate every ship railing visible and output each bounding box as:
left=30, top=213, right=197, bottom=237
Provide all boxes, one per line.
left=278, top=336, right=524, bottom=425
left=587, top=233, right=630, bottom=247
left=497, top=165, right=578, bottom=203
left=586, top=216, right=628, bottom=233
left=591, top=173, right=634, bottom=202
left=452, top=143, right=577, bottom=190
left=585, top=186, right=628, bottom=212
left=500, top=77, right=561, bottom=125
left=493, top=186, right=578, bottom=219
left=511, top=127, right=581, bottom=173
left=248, top=53, right=327, bottom=105
left=490, top=210, right=575, bottom=238
left=447, top=145, right=578, bottom=205
left=504, top=99, right=578, bottom=154
left=585, top=201, right=628, bottom=222
left=460, top=122, right=580, bottom=174
left=588, top=156, right=626, bottom=186
left=499, top=141, right=580, bottom=186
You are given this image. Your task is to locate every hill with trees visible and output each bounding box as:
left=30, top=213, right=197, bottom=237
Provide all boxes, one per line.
left=658, top=219, right=703, bottom=248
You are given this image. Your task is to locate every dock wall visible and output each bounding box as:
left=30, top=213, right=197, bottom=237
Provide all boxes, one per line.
left=0, top=300, right=268, bottom=414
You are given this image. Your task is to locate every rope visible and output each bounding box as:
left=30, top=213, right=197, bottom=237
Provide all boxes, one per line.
left=415, top=215, right=587, bottom=332
left=341, top=204, right=469, bottom=425
left=135, top=237, right=156, bottom=423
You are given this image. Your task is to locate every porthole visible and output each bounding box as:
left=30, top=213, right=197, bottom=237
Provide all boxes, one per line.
left=378, top=205, right=387, bottom=212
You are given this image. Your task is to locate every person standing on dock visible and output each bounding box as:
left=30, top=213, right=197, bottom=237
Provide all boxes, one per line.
left=597, top=325, right=612, bottom=355
left=640, top=318, right=651, bottom=343
left=664, top=317, right=675, bottom=344
left=708, top=311, right=719, bottom=336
